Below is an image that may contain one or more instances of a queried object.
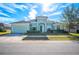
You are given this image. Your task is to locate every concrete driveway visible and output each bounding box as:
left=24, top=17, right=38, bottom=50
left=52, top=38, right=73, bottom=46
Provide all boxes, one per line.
left=0, top=34, right=79, bottom=55
left=0, top=34, right=26, bottom=43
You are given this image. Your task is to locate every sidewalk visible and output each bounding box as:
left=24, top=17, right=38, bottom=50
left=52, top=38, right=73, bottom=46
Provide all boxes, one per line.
left=27, top=35, right=71, bottom=37
left=0, top=34, right=78, bottom=43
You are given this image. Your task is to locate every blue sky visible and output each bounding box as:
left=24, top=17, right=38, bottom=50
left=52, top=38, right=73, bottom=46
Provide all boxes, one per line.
left=0, top=3, right=79, bottom=23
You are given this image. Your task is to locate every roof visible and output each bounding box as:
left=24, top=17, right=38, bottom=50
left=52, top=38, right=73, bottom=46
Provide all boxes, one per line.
left=11, top=19, right=37, bottom=24
left=11, top=20, right=31, bottom=24
left=36, top=16, right=48, bottom=18
left=0, top=23, right=4, bottom=26
left=29, top=19, right=37, bottom=22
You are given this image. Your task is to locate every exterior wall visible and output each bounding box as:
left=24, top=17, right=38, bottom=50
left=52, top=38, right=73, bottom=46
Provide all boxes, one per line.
left=31, top=22, right=37, bottom=28
left=37, top=23, right=47, bottom=32
left=11, top=23, right=30, bottom=33
left=36, top=16, right=47, bottom=32
left=38, top=23, right=45, bottom=32
left=30, top=22, right=37, bottom=31
left=70, top=24, right=79, bottom=33
left=77, top=24, right=79, bottom=30
left=11, top=16, right=57, bottom=33
left=53, top=24, right=57, bottom=30
left=45, top=23, right=47, bottom=32
left=36, top=16, right=48, bottom=21
left=69, top=28, right=75, bottom=33
left=47, top=23, right=53, bottom=30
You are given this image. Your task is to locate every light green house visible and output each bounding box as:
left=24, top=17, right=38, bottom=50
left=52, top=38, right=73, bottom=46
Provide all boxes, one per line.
left=11, top=16, right=59, bottom=33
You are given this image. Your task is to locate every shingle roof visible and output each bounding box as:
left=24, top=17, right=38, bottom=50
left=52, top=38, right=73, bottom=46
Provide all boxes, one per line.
left=11, top=20, right=31, bottom=24
left=0, top=23, right=4, bottom=26
left=11, top=19, right=37, bottom=24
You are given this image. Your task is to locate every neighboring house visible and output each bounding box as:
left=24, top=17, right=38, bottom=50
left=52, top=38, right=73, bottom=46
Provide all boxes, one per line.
left=11, top=16, right=60, bottom=33
left=68, top=23, right=79, bottom=33
left=0, top=23, right=5, bottom=32
left=77, top=24, right=79, bottom=33
left=73, top=24, right=79, bottom=33
left=4, top=23, right=11, bottom=30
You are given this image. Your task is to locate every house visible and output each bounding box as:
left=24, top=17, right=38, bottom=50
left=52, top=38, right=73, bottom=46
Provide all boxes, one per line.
left=11, top=16, right=59, bottom=33
left=72, top=24, right=79, bottom=33
left=4, top=23, right=11, bottom=30
left=0, top=23, right=5, bottom=32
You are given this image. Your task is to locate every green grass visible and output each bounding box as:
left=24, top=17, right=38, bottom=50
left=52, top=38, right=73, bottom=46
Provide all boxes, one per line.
left=47, top=35, right=79, bottom=41
left=70, top=33, right=79, bottom=36
left=47, top=35, right=71, bottom=41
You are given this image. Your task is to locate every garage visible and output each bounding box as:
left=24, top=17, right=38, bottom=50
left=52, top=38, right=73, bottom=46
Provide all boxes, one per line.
left=11, top=21, right=30, bottom=34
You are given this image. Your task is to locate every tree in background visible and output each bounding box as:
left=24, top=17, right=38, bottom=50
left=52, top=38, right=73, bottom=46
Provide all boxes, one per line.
left=62, top=4, right=79, bottom=32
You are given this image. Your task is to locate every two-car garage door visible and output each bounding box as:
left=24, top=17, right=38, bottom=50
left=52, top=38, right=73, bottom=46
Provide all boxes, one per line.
left=11, top=23, right=29, bottom=33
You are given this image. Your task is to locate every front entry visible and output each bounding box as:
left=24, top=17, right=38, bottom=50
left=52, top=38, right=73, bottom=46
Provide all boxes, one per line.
left=39, top=24, right=45, bottom=32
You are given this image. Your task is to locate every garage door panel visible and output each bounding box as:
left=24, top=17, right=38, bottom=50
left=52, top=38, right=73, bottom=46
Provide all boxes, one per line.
left=12, top=24, right=27, bottom=33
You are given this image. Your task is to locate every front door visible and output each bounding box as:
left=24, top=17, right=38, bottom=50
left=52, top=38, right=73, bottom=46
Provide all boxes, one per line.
left=40, top=26, right=42, bottom=32
left=39, top=24, right=45, bottom=32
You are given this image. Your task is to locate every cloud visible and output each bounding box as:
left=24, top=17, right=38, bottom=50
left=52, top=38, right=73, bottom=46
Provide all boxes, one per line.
left=0, top=4, right=16, bottom=14
left=21, top=5, right=28, bottom=9
left=0, top=17, right=17, bottom=23
left=24, top=16, right=29, bottom=21
left=23, top=4, right=38, bottom=20
left=42, top=3, right=53, bottom=12
left=47, top=4, right=71, bottom=17
left=42, top=3, right=71, bottom=17
left=48, top=11, right=62, bottom=16
left=42, top=3, right=59, bottom=12
left=28, top=9, right=37, bottom=19
left=0, top=11, right=9, bottom=17
left=0, top=3, right=72, bottom=23
left=59, top=4, right=71, bottom=8
left=49, top=4, right=59, bottom=12
left=11, top=4, right=28, bottom=11
left=31, top=5, right=38, bottom=9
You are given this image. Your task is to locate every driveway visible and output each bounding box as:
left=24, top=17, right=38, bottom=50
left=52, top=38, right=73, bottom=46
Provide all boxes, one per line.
left=0, top=34, right=26, bottom=43
left=23, top=35, right=48, bottom=40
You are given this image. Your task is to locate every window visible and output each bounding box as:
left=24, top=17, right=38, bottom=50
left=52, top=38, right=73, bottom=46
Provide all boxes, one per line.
left=32, top=27, right=36, bottom=31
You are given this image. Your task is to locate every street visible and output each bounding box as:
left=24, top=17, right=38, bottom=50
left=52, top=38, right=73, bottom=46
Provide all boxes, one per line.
left=0, top=35, right=79, bottom=55
left=0, top=41, right=79, bottom=55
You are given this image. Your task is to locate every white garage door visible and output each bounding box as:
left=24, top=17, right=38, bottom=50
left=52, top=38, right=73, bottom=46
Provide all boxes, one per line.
left=11, top=23, right=29, bottom=33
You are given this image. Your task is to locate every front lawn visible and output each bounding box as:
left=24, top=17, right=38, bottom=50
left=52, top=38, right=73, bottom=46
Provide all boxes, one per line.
left=47, top=35, right=72, bottom=41
left=69, top=33, right=79, bottom=37
left=47, top=34, right=79, bottom=41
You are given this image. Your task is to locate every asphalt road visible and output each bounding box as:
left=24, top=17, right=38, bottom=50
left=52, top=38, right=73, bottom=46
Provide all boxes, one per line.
left=0, top=41, right=79, bottom=55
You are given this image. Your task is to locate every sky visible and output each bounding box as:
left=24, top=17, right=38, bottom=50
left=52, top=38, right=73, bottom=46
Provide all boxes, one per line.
left=0, top=3, right=79, bottom=23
